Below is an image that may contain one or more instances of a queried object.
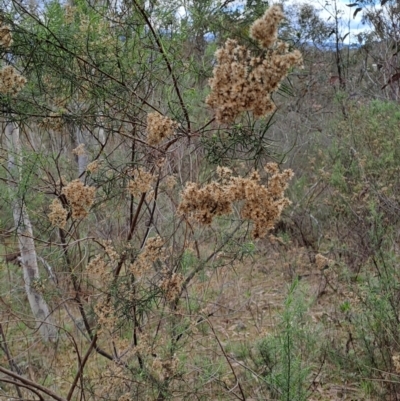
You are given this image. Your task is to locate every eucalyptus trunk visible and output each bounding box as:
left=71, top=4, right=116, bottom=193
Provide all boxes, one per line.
left=75, top=126, right=88, bottom=180
left=5, top=121, right=57, bottom=342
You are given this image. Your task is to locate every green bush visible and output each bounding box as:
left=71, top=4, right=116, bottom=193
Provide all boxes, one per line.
left=256, top=280, right=321, bottom=401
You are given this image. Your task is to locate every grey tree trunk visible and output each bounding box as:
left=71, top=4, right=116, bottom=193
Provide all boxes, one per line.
left=75, top=126, right=89, bottom=180
left=5, top=121, right=58, bottom=342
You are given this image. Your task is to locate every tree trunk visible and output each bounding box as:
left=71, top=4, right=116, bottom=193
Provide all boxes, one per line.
left=75, top=126, right=89, bottom=180
left=5, top=121, right=57, bottom=342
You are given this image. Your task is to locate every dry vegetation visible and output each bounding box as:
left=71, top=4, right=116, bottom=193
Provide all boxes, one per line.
left=0, top=1, right=400, bottom=401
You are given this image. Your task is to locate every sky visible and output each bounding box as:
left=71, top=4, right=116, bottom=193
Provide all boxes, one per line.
left=274, top=0, right=376, bottom=46
left=176, top=0, right=375, bottom=45
left=301, top=0, right=370, bottom=41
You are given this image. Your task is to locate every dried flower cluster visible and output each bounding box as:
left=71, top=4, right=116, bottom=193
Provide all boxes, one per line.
left=164, top=174, right=177, bottom=190
left=64, top=4, right=77, bottom=24
left=160, top=271, right=184, bottom=302
left=0, top=20, right=26, bottom=96
left=179, top=163, right=293, bottom=239
left=48, top=198, right=68, bottom=229
left=146, top=112, right=178, bottom=146
left=216, top=166, right=233, bottom=183
left=94, top=299, right=117, bottom=332
left=152, top=355, right=179, bottom=381
left=62, top=179, right=95, bottom=219
left=86, top=242, right=119, bottom=290
left=103, top=240, right=119, bottom=261
left=99, top=361, right=129, bottom=395
left=179, top=181, right=232, bottom=225
left=250, top=4, right=284, bottom=49
left=206, top=5, right=302, bottom=123
left=38, top=113, right=64, bottom=132
left=0, top=23, right=12, bottom=48
left=393, top=354, right=400, bottom=374
left=315, top=253, right=332, bottom=271
left=87, top=255, right=108, bottom=282
left=0, top=65, right=27, bottom=96
left=90, top=245, right=123, bottom=332
left=87, top=160, right=99, bottom=173
left=130, top=236, right=165, bottom=276
left=127, top=167, right=154, bottom=196
left=72, top=143, right=86, bottom=156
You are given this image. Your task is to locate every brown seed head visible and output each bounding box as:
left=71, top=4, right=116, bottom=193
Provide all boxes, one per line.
left=206, top=5, right=302, bottom=123
left=62, top=179, right=95, bottom=219
left=147, top=112, right=178, bottom=146
left=0, top=66, right=27, bottom=96
left=179, top=163, right=293, bottom=239
left=0, top=25, right=12, bottom=48
left=127, top=167, right=154, bottom=196
left=48, top=198, right=68, bottom=229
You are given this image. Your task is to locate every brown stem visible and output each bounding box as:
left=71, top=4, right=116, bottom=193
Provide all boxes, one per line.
left=0, top=378, right=45, bottom=400
left=132, top=0, right=191, bottom=132
left=0, top=366, right=67, bottom=401
left=66, top=334, right=97, bottom=401
left=0, top=323, right=22, bottom=399
left=207, top=320, right=246, bottom=401
left=113, top=192, right=146, bottom=280
left=140, top=176, right=161, bottom=248
left=58, top=217, right=114, bottom=363
left=179, top=223, right=242, bottom=297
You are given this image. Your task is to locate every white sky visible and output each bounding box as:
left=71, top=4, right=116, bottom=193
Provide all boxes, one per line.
left=176, top=0, right=381, bottom=45
left=280, top=0, right=378, bottom=44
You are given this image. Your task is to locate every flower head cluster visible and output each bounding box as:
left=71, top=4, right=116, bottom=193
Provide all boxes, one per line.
left=152, top=355, right=179, bottom=381
left=216, top=166, right=233, bottom=184
left=250, top=4, right=284, bottom=49
left=87, top=242, right=118, bottom=287
left=72, top=143, right=86, bottom=156
left=393, top=354, right=400, bottom=374
left=315, top=253, right=333, bottom=271
left=130, top=236, right=165, bottom=276
left=64, top=4, right=77, bottom=24
left=206, top=5, right=302, bottom=123
left=179, top=163, right=293, bottom=239
left=38, top=113, right=64, bottom=132
left=0, top=65, right=27, bottom=96
left=0, top=24, right=12, bottom=48
left=48, top=198, right=68, bottom=229
left=87, top=160, right=99, bottom=173
left=147, top=112, right=178, bottom=146
left=127, top=167, right=154, bottom=196
left=61, top=179, right=95, bottom=219
left=87, top=255, right=108, bottom=281
left=94, top=298, right=117, bottom=333
left=178, top=181, right=233, bottom=225
left=160, top=271, right=184, bottom=302
left=164, top=175, right=177, bottom=190
left=0, top=21, right=26, bottom=96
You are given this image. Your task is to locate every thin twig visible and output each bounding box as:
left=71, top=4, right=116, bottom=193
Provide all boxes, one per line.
left=0, top=365, right=67, bottom=401
left=132, top=0, right=191, bottom=132
left=0, top=324, right=22, bottom=398
left=207, top=319, right=246, bottom=401
left=67, top=334, right=98, bottom=401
